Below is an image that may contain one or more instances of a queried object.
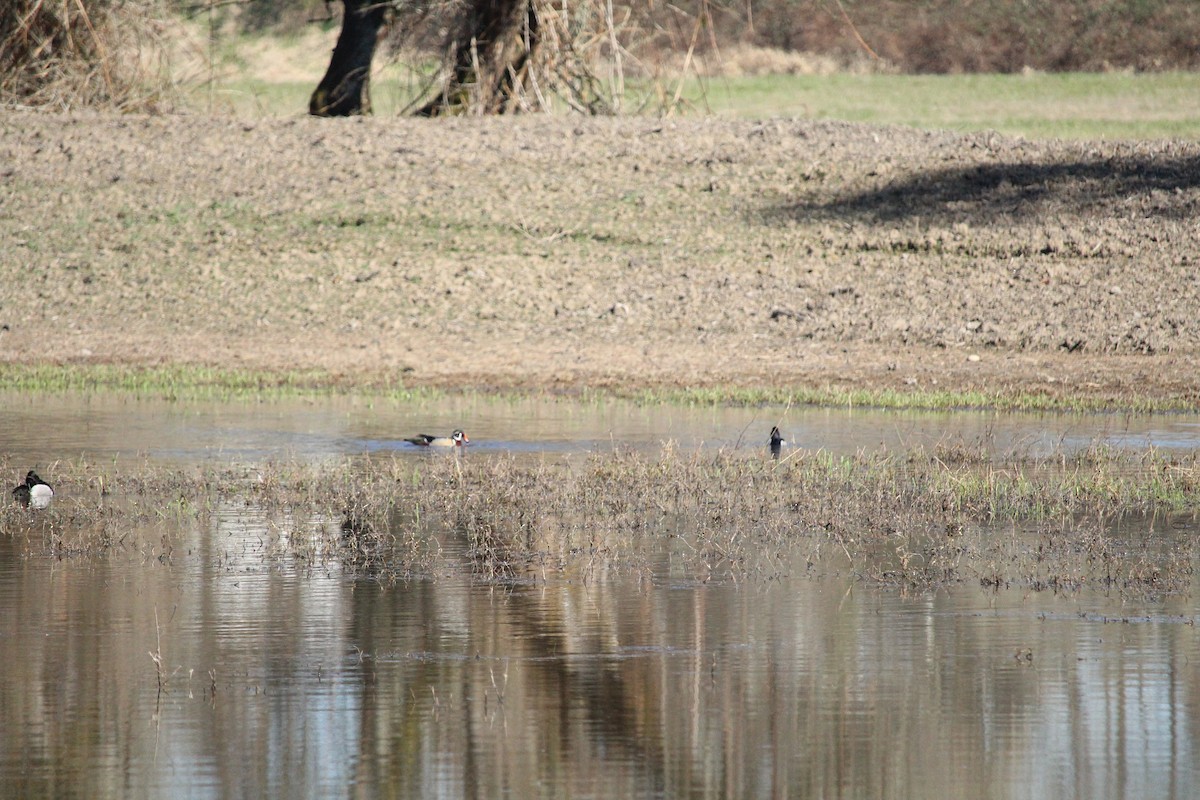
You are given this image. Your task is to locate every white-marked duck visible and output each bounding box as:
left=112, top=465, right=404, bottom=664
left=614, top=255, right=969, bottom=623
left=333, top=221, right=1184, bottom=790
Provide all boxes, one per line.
left=12, top=470, right=53, bottom=509
left=404, top=430, right=469, bottom=447
left=769, top=426, right=784, bottom=459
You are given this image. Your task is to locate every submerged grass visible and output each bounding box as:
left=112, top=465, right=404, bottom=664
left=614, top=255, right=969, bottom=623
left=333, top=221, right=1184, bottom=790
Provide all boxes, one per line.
left=2, top=444, right=1197, bottom=597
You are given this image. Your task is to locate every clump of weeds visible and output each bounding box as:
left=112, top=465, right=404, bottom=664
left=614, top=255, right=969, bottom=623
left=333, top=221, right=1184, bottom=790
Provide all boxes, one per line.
left=2, top=445, right=1198, bottom=597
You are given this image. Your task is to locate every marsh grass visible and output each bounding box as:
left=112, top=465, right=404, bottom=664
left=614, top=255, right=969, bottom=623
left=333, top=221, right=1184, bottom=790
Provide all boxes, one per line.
left=3, top=445, right=1197, bottom=596
left=615, top=385, right=1189, bottom=414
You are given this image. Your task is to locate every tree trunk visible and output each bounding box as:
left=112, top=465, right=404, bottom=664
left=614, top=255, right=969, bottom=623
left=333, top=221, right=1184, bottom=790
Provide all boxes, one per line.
left=309, top=0, right=387, bottom=116
left=417, top=0, right=539, bottom=116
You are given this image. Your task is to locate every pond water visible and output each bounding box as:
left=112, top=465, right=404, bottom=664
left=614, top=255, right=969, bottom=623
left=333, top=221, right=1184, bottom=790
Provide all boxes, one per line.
left=4, top=391, right=1200, bottom=465
left=2, top=394, right=1199, bottom=799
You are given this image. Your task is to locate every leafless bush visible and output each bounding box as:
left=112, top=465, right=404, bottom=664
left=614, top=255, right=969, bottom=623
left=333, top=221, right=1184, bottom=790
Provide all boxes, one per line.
left=376, top=0, right=1200, bottom=92
left=376, top=0, right=799, bottom=115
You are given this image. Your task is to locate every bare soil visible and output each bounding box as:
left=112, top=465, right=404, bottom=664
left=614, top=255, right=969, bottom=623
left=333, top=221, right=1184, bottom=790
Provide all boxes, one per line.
left=2, top=110, right=1199, bottom=406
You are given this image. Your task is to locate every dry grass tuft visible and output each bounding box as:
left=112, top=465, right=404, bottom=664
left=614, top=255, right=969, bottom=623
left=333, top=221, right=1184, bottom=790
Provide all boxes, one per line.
left=0, top=0, right=185, bottom=110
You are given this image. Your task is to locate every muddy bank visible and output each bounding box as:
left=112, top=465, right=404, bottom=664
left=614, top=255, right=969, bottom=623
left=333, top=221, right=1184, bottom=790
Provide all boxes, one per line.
left=1, top=111, right=1198, bottom=406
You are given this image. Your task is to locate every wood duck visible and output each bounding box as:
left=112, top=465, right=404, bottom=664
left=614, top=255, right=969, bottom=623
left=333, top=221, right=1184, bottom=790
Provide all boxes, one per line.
left=12, top=470, right=53, bottom=509
left=404, top=430, right=469, bottom=447
left=769, top=426, right=785, bottom=459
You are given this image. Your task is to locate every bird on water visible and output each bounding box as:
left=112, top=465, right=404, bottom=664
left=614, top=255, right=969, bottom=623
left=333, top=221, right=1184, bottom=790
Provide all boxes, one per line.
left=769, top=426, right=784, bottom=459
left=12, top=470, right=53, bottom=509
left=404, top=430, right=469, bottom=447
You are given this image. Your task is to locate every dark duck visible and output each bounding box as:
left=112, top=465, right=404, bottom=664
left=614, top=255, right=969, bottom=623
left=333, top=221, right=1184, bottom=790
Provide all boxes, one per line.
left=13, top=470, right=53, bottom=509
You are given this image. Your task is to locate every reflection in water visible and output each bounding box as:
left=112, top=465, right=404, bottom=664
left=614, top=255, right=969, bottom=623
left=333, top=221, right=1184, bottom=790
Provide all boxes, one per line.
left=1, top=503, right=1196, bottom=799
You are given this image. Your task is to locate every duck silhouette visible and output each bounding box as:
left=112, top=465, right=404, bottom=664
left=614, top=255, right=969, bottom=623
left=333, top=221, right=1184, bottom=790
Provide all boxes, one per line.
left=769, top=426, right=785, bottom=459
left=12, top=470, right=53, bottom=509
left=404, top=430, right=469, bottom=447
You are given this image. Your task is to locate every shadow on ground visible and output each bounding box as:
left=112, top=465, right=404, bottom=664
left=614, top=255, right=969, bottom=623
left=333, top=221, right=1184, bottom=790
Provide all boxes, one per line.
left=773, top=155, right=1200, bottom=225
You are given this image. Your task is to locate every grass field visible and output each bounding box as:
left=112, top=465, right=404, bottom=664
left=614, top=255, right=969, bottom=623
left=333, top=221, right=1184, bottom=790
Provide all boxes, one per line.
left=192, top=34, right=1200, bottom=140
left=691, top=71, right=1200, bottom=140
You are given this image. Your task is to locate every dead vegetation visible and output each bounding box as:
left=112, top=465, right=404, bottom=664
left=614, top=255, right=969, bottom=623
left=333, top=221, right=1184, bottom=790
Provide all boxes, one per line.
left=8, top=1, right=1197, bottom=112
left=0, top=0, right=183, bottom=110
left=3, top=445, right=1197, bottom=597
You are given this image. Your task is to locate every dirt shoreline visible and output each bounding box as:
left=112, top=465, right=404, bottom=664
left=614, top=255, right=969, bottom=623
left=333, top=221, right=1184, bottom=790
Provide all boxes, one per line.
left=2, top=111, right=1199, bottom=408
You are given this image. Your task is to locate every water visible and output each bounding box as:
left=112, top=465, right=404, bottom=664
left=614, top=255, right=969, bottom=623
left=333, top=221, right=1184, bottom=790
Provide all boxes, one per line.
left=2, top=392, right=1198, bottom=465
left=2, top=394, right=1199, bottom=798
left=2, top=517, right=1195, bottom=799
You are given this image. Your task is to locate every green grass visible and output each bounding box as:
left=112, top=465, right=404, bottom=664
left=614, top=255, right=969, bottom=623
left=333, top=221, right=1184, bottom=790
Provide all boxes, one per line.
left=609, top=385, right=1194, bottom=414
left=194, top=78, right=439, bottom=118
left=0, top=363, right=435, bottom=402
left=190, top=28, right=1200, bottom=141
left=2, top=363, right=1197, bottom=413
left=206, top=70, right=1200, bottom=141
left=187, top=79, right=315, bottom=117
left=682, top=71, right=1200, bottom=140
left=232, top=70, right=1200, bottom=140
left=187, top=53, right=435, bottom=117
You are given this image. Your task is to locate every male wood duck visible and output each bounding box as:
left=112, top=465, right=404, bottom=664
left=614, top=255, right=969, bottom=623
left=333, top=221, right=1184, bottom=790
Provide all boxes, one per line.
left=769, top=426, right=785, bottom=459
left=12, top=470, right=53, bottom=509
left=404, top=430, right=469, bottom=447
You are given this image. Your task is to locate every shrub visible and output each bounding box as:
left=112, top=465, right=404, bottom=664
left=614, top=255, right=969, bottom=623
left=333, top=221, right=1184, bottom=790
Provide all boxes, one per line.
left=1, top=0, right=180, bottom=109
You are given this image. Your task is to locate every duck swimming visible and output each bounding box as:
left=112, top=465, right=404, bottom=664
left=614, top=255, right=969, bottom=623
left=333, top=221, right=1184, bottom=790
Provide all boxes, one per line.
left=404, top=430, right=469, bottom=447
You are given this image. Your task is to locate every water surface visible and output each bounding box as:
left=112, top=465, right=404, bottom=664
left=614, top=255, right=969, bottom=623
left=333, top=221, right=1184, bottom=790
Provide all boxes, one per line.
left=3, top=392, right=1198, bottom=465
left=2, top=394, right=1198, bottom=798
left=2, top=509, right=1195, bottom=799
